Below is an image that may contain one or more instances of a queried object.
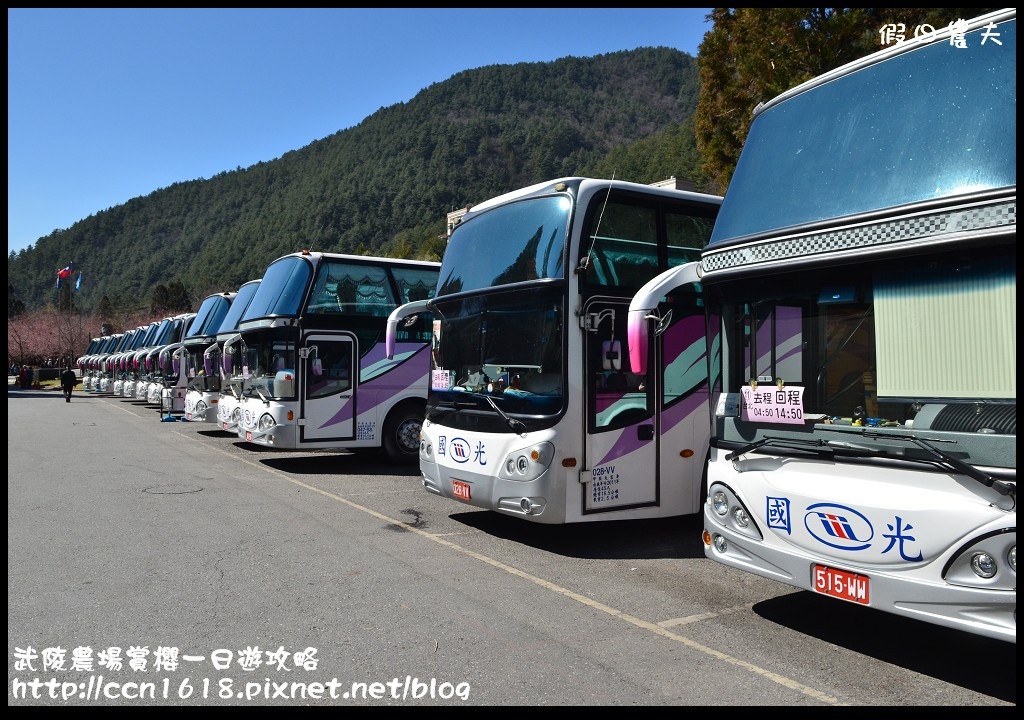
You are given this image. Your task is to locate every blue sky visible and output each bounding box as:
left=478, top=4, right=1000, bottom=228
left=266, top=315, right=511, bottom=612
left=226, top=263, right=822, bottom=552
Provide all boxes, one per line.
left=7, top=8, right=712, bottom=255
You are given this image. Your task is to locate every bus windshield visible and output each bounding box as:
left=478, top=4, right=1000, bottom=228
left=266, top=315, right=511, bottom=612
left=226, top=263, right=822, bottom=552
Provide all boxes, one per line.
left=186, top=296, right=231, bottom=338
left=708, top=245, right=1016, bottom=469
left=241, top=328, right=298, bottom=401
left=437, top=195, right=570, bottom=296
left=218, top=282, right=260, bottom=334
left=242, top=257, right=312, bottom=321
left=710, top=18, right=1016, bottom=244
left=429, top=286, right=564, bottom=430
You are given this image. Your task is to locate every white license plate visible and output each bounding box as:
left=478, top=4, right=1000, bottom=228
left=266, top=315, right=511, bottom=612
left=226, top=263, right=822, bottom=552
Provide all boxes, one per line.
left=814, top=564, right=869, bottom=605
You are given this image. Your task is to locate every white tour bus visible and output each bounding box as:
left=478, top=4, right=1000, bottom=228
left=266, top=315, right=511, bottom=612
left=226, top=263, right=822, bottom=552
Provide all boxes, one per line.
left=631, top=10, right=1015, bottom=642
left=157, top=291, right=237, bottom=416
left=185, top=279, right=261, bottom=423
left=233, top=251, right=440, bottom=462
left=387, top=177, right=721, bottom=522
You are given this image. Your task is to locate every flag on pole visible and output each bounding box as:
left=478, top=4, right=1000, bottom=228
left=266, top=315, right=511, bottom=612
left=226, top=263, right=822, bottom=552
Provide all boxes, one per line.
left=56, top=261, right=73, bottom=289
left=76, top=272, right=83, bottom=291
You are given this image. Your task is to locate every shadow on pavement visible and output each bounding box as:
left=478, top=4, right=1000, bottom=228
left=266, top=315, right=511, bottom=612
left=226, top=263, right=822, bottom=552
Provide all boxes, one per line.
left=259, top=452, right=420, bottom=477
left=751, top=591, right=1016, bottom=703
left=449, top=510, right=706, bottom=561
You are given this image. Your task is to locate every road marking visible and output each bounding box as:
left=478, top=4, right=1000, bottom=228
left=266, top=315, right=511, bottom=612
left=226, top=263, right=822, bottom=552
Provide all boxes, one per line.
left=657, top=603, right=754, bottom=628
left=103, top=399, right=841, bottom=704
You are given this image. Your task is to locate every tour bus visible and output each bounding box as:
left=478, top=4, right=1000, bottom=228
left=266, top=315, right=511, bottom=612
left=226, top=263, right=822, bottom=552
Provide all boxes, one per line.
left=144, top=312, right=196, bottom=405
left=631, top=9, right=1015, bottom=642
left=121, top=322, right=161, bottom=398
left=386, top=177, right=721, bottom=521
left=217, top=332, right=246, bottom=433
left=93, top=332, right=127, bottom=393
left=76, top=337, right=102, bottom=379
left=79, top=336, right=110, bottom=391
left=184, top=279, right=261, bottom=423
left=79, top=335, right=109, bottom=391
left=233, top=251, right=440, bottom=462
left=106, top=327, right=142, bottom=393
left=124, top=314, right=190, bottom=402
left=111, top=326, right=149, bottom=396
left=157, top=293, right=236, bottom=416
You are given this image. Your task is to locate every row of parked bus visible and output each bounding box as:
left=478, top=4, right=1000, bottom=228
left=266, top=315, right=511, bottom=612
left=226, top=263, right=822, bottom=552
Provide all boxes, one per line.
left=78, top=11, right=1015, bottom=644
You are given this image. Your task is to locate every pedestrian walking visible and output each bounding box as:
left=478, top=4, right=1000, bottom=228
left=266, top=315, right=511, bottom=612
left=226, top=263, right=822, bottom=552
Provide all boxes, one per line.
left=61, top=367, right=77, bottom=402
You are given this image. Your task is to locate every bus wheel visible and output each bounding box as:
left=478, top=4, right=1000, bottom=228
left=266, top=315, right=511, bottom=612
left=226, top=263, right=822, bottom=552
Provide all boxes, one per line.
left=383, top=404, right=423, bottom=464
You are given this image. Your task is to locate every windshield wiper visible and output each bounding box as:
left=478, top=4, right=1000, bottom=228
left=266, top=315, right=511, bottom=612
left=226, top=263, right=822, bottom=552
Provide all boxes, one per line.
left=874, top=431, right=1013, bottom=497
left=254, top=386, right=270, bottom=405
left=725, top=436, right=836, bottom=461
left=483, top=394, right=527, bottom=433
left=426, top=397, right=476, bottom=422
left=815, top=427, right=1014, bottom=498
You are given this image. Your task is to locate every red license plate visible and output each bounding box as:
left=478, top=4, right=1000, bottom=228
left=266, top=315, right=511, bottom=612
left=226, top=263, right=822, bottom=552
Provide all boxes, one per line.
left=245, top=431, right=252, bottom=442
left=452, top=480, right=471, bottom=501
left=185, top=413, right=192, bottom=421
left=223, top=422, right=230, bottom=431
left=813, top=564, right=869, bottom=605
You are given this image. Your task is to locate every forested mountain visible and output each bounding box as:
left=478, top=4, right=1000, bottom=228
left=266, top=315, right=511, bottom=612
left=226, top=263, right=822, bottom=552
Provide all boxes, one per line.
left=8, top=47, right=704, bottom=312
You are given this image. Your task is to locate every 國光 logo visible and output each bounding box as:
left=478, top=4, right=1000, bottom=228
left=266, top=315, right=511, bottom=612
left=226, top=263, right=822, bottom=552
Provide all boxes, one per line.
left=804, top=503, right=873, bottom=551
left=449, top=438, right=471, bottom=464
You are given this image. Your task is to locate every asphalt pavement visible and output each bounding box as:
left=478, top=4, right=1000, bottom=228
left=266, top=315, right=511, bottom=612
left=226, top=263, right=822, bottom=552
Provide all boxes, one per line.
left=6, top=385, right=1016, bottom=707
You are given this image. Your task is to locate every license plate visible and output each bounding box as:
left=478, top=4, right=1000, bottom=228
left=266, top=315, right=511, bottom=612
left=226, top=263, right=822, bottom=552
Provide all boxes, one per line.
left=452, top=480, right=471, bottom=501
left=813, top=564, right=869, bottom=605
left=185, top=413, right=192, bottom=421
left=223, top=422, right=230, bottom=431
left=245, top=431, right=252, bottom=442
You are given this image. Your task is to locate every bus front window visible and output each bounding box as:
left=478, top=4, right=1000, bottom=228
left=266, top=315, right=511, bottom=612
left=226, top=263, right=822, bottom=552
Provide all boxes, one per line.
left=430, top=286, right=564, bottom=430
left=710, top=247, right=1015, bottom=469
left=241, top=330, right=298, bottom=401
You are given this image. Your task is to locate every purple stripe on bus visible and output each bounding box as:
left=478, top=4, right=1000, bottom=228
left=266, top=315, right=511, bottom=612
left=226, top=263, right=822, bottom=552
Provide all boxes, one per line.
left=317, top=345, right=429, bottom=429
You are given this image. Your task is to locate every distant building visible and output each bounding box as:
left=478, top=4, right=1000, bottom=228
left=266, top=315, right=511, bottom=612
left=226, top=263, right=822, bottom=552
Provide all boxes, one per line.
left=447, top=207, right=471, bottom=238
left=649, top=176, right=697, bottom=192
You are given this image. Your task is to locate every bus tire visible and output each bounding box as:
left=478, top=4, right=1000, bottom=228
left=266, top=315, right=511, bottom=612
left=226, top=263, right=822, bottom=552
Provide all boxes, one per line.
left=382, top=402, right=424, bottom=464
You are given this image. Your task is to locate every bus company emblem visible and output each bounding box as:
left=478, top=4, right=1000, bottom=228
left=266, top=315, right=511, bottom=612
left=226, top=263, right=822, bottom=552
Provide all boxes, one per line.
left=449, top=438, right=471, bottom=464
left=804, top=503, right=873, bottom=551
left=243, top=409, right=253, bottom=426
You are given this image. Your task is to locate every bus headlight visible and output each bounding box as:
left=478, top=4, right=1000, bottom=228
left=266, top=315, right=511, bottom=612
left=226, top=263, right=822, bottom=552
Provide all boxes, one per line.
left=231, top=407, right=242, bottom=423
left=258, top=413, right=276, bottom=432
left=943, top=531, right=1015, bottom=589
left=712, top=491, right=729, bottom=516
left=970, top=552, right=997, bottom=579
left=500, top=442, right=555, bottom=482
left=706, top=484, right=763, bottom=540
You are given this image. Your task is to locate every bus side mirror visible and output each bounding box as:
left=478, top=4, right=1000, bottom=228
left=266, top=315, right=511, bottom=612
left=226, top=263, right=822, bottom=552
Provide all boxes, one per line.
left=222, top=355, right=233, bottom=375
left=627, top=309, right=649, bottom=374
left=204, top=356, right=214, bottom=376
left=312, top=358, right=323, bottom=376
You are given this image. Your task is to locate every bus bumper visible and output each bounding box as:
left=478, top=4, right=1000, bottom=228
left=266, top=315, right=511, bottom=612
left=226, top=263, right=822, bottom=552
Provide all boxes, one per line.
left=702, top=503, right=1016, bottom=643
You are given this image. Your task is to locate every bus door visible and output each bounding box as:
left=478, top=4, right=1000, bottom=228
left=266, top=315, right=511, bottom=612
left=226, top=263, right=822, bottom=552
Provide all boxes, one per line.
left=300, top=332, right=356, bottom=442
left=584, top=298, right=657, bottom=513
left=654, top=281, right=711, bottom=515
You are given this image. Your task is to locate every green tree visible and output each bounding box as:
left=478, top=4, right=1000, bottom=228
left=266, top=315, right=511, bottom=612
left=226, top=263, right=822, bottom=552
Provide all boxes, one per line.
left=96, top=295, right=114, bottom=321
left=8, top=283, right=26, bottom=318
left=166, top=280, right=191, bottom=312
left=150, top=284, right=170, bottom=315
